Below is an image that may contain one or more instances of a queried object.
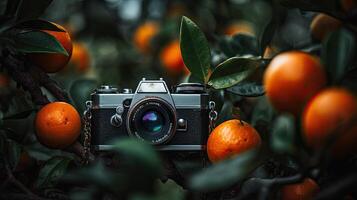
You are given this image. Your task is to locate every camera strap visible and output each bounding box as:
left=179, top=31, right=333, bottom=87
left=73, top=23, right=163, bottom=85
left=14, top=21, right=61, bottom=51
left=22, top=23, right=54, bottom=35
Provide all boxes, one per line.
left=81, top=100, right=92, bottom=165
left=208, top=101, right=218, bottom=133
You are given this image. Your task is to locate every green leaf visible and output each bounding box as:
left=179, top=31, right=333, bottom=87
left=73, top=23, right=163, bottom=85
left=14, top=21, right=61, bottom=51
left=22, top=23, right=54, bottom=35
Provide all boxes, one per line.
left=216, top=101, right=233, bottom=125
left=112, top=138, right=162, bottom=177
left=251, top=96, right=275, bottom=127
left=6, top=139, right=22, bottom=170
left=35, top=156, right=72, bottom=189
left=271, top=115, right=296, bottom=154
left=14, top=30, right=68, bottom=55
left=16, top=0, right=53, bottom=22
left=13, top=19, right=65, bottom=32
left=208, top=57, right=264, bottom=89
left=69, top=79, right=98, bottom=114
left=2, top=94, right=35, bottom=120
left=227, top=82, right=265, bottom=97
left=189, top=149, right=264, bottom=192
left=258, top=17, right=276, bottom=56
left=218, top=34, right=259, bottom=57
left=322, top=29, right=355, bottom=84
left=2, top=109, right=35, bottom=120
left=180, top=16, right=211, bottom=83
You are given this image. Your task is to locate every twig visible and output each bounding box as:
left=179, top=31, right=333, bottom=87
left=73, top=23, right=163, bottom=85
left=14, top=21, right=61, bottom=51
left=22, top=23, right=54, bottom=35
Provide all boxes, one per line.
left=1, top=51, right=49, bottom=105
left=29, top=63, right=70, bottom=102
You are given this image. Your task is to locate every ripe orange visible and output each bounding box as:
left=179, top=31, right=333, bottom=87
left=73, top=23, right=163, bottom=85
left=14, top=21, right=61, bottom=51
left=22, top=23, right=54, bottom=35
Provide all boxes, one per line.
left=303, top=88, right=357, bottom=158
left=207, top=119, right=261, bottom=163
left=160, top=40, right=189, bottom=74
left=69, top=42, right=90, bottom=73
left=133, top=21, right=159, bottom=54
left=281, top=178, right=319, bottom=200
left=310, top=13, right=342, bottom=41
left=29, top=23, right=73, bottom=73
left=35, top=102, right=81, bottom=149
left=263, top=51, right=327, bottom=116
left=224, top=21, right=255, bottom=36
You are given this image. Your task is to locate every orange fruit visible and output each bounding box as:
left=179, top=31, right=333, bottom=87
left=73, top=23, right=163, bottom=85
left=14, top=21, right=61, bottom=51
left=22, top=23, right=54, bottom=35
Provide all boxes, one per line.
left=207, top=119, right=261, bottom=163
left=29, top=23, right=73, bottom=73
left=263, top=51, right=327, bottom=116
left=310, top=13, right=342, bottom=41
left=133, top=21, right=159, bottom=54
left=69, top=42, right=90, bottom=73
left=35, top=102, right=81, bottom=149
left=0, top=73, right=10, bottom=87
left=160, top=40, right=189, bottom=74
left=281, top=178, right=319, bottom=200
left=303, top=88, right=357, bottom=158
left=224, top=21, right=255, bottom=36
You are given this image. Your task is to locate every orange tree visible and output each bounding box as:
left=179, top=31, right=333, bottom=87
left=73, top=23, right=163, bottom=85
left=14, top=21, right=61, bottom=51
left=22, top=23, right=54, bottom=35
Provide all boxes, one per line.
left=0, top=0, right=357, bottom=200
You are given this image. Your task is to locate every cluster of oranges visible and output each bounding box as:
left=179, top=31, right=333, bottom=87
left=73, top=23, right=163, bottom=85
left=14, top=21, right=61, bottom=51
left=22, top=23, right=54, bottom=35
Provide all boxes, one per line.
left=133, top=21, right=189, bottom=75
left=206, top=10, right=356, bottom=199
left=30, top=23, right=89, bottom=149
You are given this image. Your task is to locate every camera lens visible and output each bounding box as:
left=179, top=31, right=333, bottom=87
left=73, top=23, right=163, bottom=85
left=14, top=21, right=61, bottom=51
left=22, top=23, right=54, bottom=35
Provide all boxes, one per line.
left=141, top=110, right=164, bottom=133
left=127, top=97, right=177, bottom=145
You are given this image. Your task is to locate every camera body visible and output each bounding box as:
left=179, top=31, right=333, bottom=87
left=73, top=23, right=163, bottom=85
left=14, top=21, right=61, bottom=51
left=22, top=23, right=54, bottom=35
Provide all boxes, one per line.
left=90, top=78, right=211, bottom=151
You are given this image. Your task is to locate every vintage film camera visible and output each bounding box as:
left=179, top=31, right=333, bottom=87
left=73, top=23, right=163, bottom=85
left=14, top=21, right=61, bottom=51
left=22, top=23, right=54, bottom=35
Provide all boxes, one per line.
left=88, top=78, right=216, bottom=151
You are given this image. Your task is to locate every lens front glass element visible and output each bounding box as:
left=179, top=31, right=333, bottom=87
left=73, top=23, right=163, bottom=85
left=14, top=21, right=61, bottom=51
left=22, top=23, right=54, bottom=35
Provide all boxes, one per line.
left=127, top=98, right=177, bottom=145
left=141, top=110, right=164, bottom=133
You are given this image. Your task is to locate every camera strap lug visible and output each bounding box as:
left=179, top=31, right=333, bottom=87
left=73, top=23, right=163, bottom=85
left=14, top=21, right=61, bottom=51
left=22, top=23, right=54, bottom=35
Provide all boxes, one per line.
left=208, top=101, right=218, bottom=133
left=82, top=101, right=92, bottom=165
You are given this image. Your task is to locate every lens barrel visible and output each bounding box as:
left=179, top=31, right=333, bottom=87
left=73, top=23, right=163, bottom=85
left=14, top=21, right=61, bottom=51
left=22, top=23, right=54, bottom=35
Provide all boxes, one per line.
left=126, top=97, right=177, bottom=144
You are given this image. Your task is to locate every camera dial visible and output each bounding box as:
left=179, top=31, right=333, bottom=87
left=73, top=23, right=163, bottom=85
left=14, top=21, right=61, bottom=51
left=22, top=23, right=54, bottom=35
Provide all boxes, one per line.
left=175, top=83, right=206, bottom=94
left=110, top=105, right=124, bottom=127
left=96, top=85, right=118, bottom=93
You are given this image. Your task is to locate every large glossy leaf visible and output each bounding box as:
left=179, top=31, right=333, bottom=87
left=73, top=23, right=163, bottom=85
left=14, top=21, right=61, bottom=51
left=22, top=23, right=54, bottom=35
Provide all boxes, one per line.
left=227, top=82, right=265, bottom=97
left=14, top=30, right=68, bottom=55
left=189, top=149, right=265, bottom=192
left=13, top=19, right=65, bottom=32
left=69, top=79, right=98, bottom=114
left=322, top=29, right=355, bottom=84
left=271, top=115, right=296, bottom=154
left=180, top=16, right=211, bottom=83
left=16, top=0, right=53, bottom=22
left=208, top=57, right=264, bottom=89
left=35, top=156, right=72, bottom=189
